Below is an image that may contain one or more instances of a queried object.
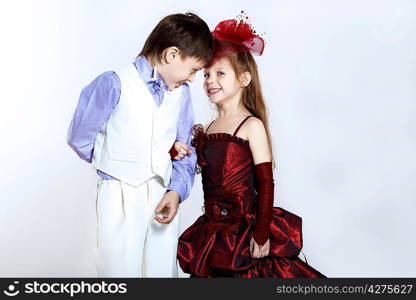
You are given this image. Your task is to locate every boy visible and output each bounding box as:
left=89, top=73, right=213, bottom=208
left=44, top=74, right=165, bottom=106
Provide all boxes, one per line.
left=67, top=12, right=213, bottom=277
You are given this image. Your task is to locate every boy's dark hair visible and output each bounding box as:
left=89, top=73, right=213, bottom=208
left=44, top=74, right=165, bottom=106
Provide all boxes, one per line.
left=138, top=12, right=213, bottom=64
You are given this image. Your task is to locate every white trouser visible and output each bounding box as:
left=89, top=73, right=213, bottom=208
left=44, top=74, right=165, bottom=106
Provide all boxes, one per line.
left=94, top=176, right=179, bottom=277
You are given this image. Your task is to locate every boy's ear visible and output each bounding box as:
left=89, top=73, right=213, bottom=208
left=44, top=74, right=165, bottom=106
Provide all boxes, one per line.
left=239, top=71, right=252, bottom=87
left=163, top=46, right=180, bottom=64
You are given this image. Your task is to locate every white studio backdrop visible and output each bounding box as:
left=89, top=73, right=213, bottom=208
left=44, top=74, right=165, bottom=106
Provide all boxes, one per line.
left=0, top=0, right=415, bottom=277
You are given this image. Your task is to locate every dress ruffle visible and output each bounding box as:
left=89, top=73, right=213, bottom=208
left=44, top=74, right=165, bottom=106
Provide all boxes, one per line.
left=189, top=256, right=324, bottom=278
left=177, top=206, right=323, bottom=277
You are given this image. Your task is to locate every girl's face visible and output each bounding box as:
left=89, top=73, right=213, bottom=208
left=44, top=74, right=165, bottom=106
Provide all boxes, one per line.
left=203, top=57, right=243, bottom=105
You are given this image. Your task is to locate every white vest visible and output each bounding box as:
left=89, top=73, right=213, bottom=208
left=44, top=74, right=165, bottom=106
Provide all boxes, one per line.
left=92, top=63, right=183, bottom=187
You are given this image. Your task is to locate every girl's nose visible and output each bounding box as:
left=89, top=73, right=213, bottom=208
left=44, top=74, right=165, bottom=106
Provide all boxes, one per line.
left=206, top=76, right=214, bottom=84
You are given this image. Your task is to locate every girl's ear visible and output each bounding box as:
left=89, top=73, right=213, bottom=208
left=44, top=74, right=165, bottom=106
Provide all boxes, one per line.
left=163, top=46, right=180, bottom=64
left=239, top=71, right=252, bottom=87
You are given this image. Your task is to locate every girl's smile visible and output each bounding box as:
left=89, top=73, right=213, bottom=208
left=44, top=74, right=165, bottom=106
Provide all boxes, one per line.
left=207, top=88, right=222, bottom=95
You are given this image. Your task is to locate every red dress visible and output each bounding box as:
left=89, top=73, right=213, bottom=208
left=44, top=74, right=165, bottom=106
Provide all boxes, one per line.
left=177, top=118, right=325, bottom=278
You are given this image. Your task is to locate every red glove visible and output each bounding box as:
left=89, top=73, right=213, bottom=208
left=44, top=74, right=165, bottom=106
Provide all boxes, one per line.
left=253, top=161, right=274, bottom=246
left=169, top=143, right=178, bottom=159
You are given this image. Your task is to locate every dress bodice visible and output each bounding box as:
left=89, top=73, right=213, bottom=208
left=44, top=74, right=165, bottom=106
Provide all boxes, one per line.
left=191, top=116, right=257, bottom=217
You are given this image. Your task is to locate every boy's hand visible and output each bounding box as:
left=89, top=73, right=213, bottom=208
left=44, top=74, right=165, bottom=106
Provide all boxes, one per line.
left=249, top=237, right=270, bottom=258
left=173, top=141, right=192, bottom=160
left=154, top=190, right=180, bottom=224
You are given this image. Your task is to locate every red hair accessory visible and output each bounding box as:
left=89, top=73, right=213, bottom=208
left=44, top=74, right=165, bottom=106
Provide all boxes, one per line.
left=212, top=20, right=264, bottom=56
left=211, top=11, right=265, bottom=63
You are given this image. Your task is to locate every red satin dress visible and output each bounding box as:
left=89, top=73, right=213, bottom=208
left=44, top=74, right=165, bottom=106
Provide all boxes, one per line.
left=177, top=117, right=325, bottom=278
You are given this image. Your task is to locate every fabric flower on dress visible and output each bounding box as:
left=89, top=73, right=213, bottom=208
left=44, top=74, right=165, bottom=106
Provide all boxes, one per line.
left=191, top=124, right=208, bottom=173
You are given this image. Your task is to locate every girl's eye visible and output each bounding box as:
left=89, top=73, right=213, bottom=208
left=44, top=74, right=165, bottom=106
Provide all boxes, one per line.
left=203, top=73, right=209, bottom=78
left=217, top=71, right=225, bottom=76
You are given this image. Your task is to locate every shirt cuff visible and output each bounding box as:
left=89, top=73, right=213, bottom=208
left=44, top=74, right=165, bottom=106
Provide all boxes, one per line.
left=167, top=181, right=187, bottom=204
left=67, top=140, right=93, bottom=163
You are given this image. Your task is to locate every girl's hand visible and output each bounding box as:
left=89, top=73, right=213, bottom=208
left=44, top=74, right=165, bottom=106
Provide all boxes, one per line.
left=173, top=141, right=192, bottom=160
left=250, top=237, right=270, bottom=258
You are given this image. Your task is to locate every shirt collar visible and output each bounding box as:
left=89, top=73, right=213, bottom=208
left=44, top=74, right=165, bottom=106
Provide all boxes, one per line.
left=134, top=56, right=169, bottom=92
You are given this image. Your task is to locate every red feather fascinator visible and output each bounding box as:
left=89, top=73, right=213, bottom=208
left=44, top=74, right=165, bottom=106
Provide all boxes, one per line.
left=212, top=19, right=264, bottom=55
left=209, top=13, right=265, bottom=65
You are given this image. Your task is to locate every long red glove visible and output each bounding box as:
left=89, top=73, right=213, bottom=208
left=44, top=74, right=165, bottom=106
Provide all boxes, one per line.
left=253, top=161, right=274, bottom=246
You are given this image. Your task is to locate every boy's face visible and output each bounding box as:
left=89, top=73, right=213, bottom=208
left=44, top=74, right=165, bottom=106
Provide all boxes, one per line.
left=158, top=48, right=205, bottom=90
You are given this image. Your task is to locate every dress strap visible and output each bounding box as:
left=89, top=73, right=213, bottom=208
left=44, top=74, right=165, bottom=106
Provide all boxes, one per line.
left=233, top=115, right=253, bottom=136
left=205, top=120, right=216, bottom=134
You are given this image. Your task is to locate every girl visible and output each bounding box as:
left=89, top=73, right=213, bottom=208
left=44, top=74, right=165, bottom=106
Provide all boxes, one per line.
left=176, top=18, right=326, bottom=277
